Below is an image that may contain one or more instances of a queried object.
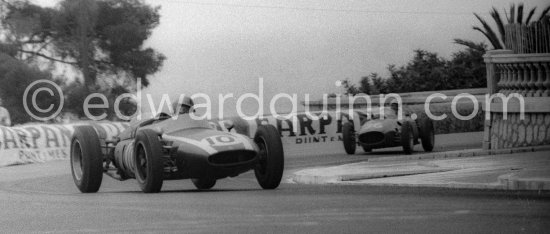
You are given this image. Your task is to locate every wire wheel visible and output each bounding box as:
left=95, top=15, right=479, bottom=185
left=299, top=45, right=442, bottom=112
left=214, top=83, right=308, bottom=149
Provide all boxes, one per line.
left=134, top=129, right=164, bottom=193
left=135, top=144, right=148, bottom=181
left=70, top=126, right=103, bottom=193
left=71, top=140, right=84, bottom=181
left=253, top=125, right=284, bottom=189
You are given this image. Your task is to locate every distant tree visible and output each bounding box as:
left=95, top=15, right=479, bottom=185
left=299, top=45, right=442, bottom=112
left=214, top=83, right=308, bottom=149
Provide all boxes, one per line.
left=0, top=52, right=60, bottom=124
left=447, top=40, right=488, bottom=88
left=1, top=0, right=165, bottom=87
left=358, top=76, right=372, bottom=95
left=369, top=73, right=387, bottom=94
left=386, top=50, right=448, bottom=92
left=1, top=0, right=165, bottom=118
left=341, top=79, right=360, bottom=96
left=344, top=44, right=488, bottom=94
left=342, top=76, right=375, bottom=96
left=62, top=79, right=137, bottom=119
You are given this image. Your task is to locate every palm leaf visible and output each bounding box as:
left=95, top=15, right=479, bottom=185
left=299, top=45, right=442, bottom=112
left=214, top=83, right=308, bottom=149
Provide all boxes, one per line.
left=539, top=5, right=550, bottom=21
left=453, top=38, right=477, bottom=48
left=474, top=13, right=504, bottom=49
left=473, top=26, right=502, bottom=49
left=504, top=7, right=511, bottom=23
left=490, top=7, right=506, bottom=44
left=525, top=7, right=536, bottom=24
left=510, top=4, right=516, bottom=24
left=517, top=3, right=524, bottom=23
left=453, top=38, right=486, bottom=53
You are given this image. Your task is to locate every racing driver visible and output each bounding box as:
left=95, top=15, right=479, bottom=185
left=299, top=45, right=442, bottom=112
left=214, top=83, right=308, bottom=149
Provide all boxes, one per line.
left=173, top=96, right=195, bottom=115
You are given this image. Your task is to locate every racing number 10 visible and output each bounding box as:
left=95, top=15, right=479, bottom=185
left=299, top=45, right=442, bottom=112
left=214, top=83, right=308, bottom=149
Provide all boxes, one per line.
left=205, top=135, right=236, bottom=146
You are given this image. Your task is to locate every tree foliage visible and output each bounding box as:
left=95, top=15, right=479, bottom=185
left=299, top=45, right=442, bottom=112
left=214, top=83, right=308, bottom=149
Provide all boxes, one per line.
left=0, top=53, right=61, bottom=124
left=340, top=79, right=360, bottom=96
left=0, top=0, right=164, bottom=120
left=370, top=73, right=388, bottom=94
left=447, top=40, right=487, bottom=89
left=344, top=44, right=487, bottom=95
left=341, top=74, right=375, bottom=96
left=389, top=50, right=449, bottom=92
left=1, top=0, right=165, bottom=87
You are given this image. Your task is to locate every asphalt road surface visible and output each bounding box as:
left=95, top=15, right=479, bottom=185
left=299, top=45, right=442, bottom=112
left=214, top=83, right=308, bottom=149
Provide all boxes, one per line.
left=1, top=132, right=549, bottom=233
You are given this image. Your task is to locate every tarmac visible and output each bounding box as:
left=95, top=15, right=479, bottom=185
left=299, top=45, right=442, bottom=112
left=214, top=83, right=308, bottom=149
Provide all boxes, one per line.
left=291, top=145, right=550, bottom=192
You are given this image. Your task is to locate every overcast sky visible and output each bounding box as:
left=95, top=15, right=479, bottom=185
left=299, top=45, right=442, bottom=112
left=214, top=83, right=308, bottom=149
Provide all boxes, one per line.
left=33, top=0, right=548, bottom=118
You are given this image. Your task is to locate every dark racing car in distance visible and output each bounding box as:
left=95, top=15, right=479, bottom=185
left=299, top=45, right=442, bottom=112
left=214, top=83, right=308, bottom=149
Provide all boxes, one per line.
left=342, top=104, right=435, bottom=155
left=70, top=113, right=284, bottom=193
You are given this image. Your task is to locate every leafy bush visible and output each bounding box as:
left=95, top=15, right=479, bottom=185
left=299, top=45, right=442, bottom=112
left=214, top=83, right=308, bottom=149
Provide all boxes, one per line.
left=345, top=46, right=488, bottom=96
left=408, top=102, right=484, bottom=134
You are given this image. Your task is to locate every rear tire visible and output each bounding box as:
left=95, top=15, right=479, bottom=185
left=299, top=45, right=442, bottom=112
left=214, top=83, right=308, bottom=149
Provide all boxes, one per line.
left=192, top=178, right=216, bottom=190
left=71, top=126, right=103, bottom=193
left=254, top=125, right=284, bottom=189
left=135, top=129, right=164, bottom=193
left=419, top=118, right=435, bottom=152
left=401, top=121, right=415, bottom=155
left=342, top=122, right=356, bottom=155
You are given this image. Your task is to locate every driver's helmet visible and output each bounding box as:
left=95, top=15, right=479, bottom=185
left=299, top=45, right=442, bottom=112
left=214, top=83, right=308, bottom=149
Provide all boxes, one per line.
left=389, top=99, right=400, bottom=111
left=173, top=96, right=194, bottom=115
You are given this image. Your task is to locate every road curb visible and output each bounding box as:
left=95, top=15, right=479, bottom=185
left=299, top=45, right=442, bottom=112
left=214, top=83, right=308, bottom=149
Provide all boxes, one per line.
left=292, top=167, right=456, bottom=184
left=498, top=173, right=550, bottom=191
left=338, top=181, right=505, bottom=190
left=292, top=146, right=550, bottom=191
left=367, top=145, right=550, bottom=163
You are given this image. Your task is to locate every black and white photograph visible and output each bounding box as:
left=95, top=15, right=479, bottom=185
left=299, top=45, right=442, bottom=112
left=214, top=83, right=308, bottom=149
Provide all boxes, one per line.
left=0, top=0, right=549, bottom=232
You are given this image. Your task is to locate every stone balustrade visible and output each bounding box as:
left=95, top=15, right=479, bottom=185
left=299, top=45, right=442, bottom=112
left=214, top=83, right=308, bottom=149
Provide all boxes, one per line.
left=483, top=50, right=550, bottom=150
left=485, top=51, right=550, bottom=97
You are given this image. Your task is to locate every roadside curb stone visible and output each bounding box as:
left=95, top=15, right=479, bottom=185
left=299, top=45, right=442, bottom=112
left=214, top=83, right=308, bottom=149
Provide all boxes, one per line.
left=293, top=146, right=550, bottom=191
left=498, top=173, right=550, bottom=191
left=293, top=168, right=456, bottom=185
left=367, top=145, right=550, bottom=163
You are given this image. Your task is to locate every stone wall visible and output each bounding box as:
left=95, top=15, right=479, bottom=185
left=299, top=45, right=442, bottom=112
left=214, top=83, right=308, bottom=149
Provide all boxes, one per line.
left=490, top=112, right=550, bottom=149
left=483, top=50, right=550, bottom=150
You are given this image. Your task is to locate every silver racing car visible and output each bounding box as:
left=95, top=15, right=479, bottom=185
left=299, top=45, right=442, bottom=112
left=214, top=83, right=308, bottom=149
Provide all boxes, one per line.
left=70, top=114, right=284, bottom=193
left=342, top=106, right=435, bottom=155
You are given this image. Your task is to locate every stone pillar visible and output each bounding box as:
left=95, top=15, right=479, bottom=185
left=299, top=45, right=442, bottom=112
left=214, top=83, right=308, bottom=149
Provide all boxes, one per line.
left=483, top=50, right=512, bottom=149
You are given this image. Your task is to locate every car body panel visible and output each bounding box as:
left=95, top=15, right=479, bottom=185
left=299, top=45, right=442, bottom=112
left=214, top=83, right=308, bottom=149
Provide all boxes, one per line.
left=109, top=113, right=260, bottom=181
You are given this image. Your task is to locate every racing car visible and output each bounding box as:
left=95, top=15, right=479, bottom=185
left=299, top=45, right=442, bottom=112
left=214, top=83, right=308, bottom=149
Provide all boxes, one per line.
left=342, top=106, right=434, bottom=155
left=70, top=113, right=284, bottom=193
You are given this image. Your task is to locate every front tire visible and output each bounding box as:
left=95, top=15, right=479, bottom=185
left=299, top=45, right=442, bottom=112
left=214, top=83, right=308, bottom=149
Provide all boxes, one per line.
left=401, top=121, right=415, bottom=155
left=192, top=178, right=216, bottom=190
left=134, top=129, right=164, bottom=193
left=419, top=118, right=435, bottom=152
left=342, top=122, right=356, bottom=155
left=254, top=125, right=284, bottom=189
left=70, top=126, right=103, bottom=193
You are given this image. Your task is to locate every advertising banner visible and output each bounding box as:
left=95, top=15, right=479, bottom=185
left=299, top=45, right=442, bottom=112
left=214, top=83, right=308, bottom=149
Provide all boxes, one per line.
left=0, top=110, right=369, bottom=167
left=0, top=122, right=128, bottom=167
